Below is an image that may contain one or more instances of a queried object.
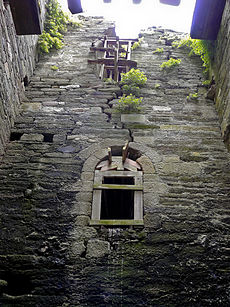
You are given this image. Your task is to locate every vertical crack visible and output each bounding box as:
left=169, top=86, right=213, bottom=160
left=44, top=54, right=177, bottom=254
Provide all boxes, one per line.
left=128, top=128, right=134, bottom=142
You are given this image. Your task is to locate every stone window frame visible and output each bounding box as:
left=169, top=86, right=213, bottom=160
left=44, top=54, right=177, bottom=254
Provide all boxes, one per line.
left=90, top=156, right=143, bottom=226
left=73, top=141, right=162, bottom=228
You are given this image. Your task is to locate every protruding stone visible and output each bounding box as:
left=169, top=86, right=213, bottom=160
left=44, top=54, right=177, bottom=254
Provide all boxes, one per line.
left=86, top=239, right=110, bottom=258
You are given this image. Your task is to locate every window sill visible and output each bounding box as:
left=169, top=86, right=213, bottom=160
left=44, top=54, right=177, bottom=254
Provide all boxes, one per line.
left=90, top=219, right=144, bottom=226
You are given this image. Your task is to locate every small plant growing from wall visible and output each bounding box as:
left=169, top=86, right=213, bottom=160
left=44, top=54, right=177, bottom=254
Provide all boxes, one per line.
left=103, top=78, right=117, bottom=85
left=122, top=84, right=141, bottom=97
left=131, top=37, right=144, bottom=50
left=120, top=68, right=147, bottom=87
left=160, top=58, right=181, bottom=70
left=50, top=65, right=59, bottom=71
left=116, top=94, right=143, bottom=113
left=115, top=69, right=147, bottom=113
left=186, top=92, right=199, bottom=101
left=153, top=48, right=164, bottom=54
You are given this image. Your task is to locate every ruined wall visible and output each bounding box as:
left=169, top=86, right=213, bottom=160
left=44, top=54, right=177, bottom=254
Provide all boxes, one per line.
left=214, top=0, right=230, bottom=149
left=0, top=16, right=230, bottom=306
left=0, top=0, right=46, bottom=158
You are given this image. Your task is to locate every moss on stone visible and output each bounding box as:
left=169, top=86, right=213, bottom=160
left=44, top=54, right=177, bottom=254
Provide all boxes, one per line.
left=126, top=124, right=160, bottom=129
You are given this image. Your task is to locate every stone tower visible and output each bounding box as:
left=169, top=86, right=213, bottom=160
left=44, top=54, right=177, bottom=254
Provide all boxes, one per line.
left=0, top=1, right=230, bottom=306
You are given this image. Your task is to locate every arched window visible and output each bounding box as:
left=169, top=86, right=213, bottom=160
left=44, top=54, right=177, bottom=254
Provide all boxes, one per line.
left=90, top=143, right=143, bottom=226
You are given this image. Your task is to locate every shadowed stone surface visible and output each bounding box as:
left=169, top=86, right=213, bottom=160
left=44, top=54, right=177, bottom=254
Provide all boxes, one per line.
left=0, top=16, right=230, bottom=306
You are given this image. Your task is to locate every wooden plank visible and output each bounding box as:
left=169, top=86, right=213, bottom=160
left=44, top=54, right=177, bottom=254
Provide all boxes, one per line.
left=9, top=0, right=42, bottom=35
left=123, top=158, right=142, bottom=171
left=93, top=184, right=143, bottom=190
left=67, top=0, right=83, bottom=14
left=190, top=0, right=226, bottom=39
left=88, top=58, right=137, bottom=67
left=90, top=47, right=126, bottom=53
left=114, top=40, right=119, bottom=82
left=108, top=147, right=112, bottom=164
left=160, top=0, right=181, bottom=6
left=106, top=38, right=138, bottom=42
left=122, top=142, right=129, bottom=163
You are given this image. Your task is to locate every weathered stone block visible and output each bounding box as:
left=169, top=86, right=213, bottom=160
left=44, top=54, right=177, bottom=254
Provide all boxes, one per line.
left=86, top=239, right=110, bottom=258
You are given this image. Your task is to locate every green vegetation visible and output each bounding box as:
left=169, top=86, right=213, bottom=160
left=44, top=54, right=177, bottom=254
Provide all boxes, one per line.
left=186, top=92, right=198, bottom=101
left=120, top=68, right=147, bottom=87
left=122, top=84, right=141, bottom=97
left=116, top=69, right=147, bottom=112
left=50, top=65, right=59, bottom=71
left=131, top=37, right=144, bottom=50
left=154, top=83, right=161, bottom=89
left=103, top=78, right=117, bottom=85
left=202, top=80, right=211, bottom=86
left=38, top=0, right=80, bottom=54
left=153, top=48, right=164, bottom=54
left=160, top=58, right=181, bottom=70
left=116, top=94, right=143, bottom=113
left=173, top=36, right=215, bottom=76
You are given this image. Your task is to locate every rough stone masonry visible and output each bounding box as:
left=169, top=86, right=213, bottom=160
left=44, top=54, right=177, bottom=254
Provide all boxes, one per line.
left=0, top=13, right=230, bottom=307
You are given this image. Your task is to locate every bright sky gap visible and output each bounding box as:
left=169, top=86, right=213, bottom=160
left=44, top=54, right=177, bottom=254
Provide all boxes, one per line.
left=58, top=0, right=196, bottom=38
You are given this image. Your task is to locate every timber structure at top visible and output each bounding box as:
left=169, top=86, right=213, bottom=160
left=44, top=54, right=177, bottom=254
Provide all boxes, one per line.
left=89, top=36, right=138, bottom=82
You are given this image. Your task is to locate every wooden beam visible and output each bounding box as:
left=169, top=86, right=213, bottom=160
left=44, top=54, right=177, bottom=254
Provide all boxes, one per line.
left=108, top=147, right=112, bottom=164
left=88, top=58, right=137, bottom=67
left=122, top=142, right=129, bottom=163
left=9, top=0, right=42, bottom=35
left=159, top=0, right=181, bottom=6
left=90, top=47, right=126, bottom=53
left=190, top=0, right=226, bottom=40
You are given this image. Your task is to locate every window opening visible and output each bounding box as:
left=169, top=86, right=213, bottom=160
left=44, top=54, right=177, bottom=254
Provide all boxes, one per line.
left=10, top=132, right=23, bottom=141
left=101, top=176, right=135, bottom=220
left=90, top=142, right=143, bottom=226
left=42, top=133, right=54, bottom=143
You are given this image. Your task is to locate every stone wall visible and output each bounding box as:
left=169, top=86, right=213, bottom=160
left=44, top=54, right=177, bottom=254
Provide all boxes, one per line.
left=0, top=16, right=230, bottom=306
left=0, top=0, right=46, bottom=158
left=214, top=0, right=230, bottom=149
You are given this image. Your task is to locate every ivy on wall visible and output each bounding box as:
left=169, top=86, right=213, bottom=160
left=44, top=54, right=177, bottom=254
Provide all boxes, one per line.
left=173, top=37, right=215, bottom=77
left=38, top=0, right=74, bottom=53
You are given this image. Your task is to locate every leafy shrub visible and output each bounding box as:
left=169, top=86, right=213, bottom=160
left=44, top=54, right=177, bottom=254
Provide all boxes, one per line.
left=38, top=0, right=71, bottom=53
left=116, top=94, right=143, bottom=113
left=120, top=69, right=147, bottom=87
left=160, top=58, right=181, bottom=70
left=122, top=84, right=141, bottom=97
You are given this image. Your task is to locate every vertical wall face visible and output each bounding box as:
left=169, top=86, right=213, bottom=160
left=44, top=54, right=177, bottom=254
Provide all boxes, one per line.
left=0, top=0, right=46, bottom=158
left=214, top=0, right=230, bottom=149
left=0, top=15, right=230, bottom=306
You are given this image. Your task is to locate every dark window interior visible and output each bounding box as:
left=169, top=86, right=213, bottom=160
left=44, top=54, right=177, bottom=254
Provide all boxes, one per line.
left=42, top=133, right=54, bottom=143
left=3, top=272, right=33, bottom=296
left=101, top=177, right=134, bottom=219
left=10, top=132, right=23, bottom=141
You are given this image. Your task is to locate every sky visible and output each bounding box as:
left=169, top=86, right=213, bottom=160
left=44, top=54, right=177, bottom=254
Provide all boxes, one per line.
left=58, top=0, right=196, bottom=38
